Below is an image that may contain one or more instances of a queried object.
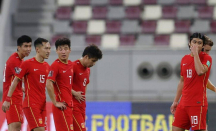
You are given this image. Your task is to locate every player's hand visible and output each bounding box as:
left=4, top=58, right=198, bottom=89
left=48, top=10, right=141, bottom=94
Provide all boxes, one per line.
left=74, top=91, right=85, bottom=103
left=55, top=102, right=67, bottom=110
left=190, top=44, right=199, bottom=55
left=170, top=102, right=178, bottom=115
left=2, top=101, right=10, bottom=113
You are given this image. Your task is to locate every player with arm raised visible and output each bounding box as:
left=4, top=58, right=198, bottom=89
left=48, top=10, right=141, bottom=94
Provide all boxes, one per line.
left=46, top=38, right=74, bottom=131
left=2, top=38, right=51, bottom=131
left=72, top=44, right=102, bottom=131
left=171, top=33, right=212, bottom=131
left=1, top=35, right=32, bottom=131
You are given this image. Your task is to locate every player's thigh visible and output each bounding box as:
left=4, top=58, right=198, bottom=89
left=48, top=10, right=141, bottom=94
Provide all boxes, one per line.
left=6, top=104, right=23, bottom=124
left=52, top=105, right=73, bottom=131
left=73, top=110, right=86, bottom=131
left=32, top=127, right=45, bottom=131
left=172, top=126, right=185, bottom=131
left=188, top=106, right=207, bottom=131
left=172, top=105, right=191, bottom=130
left=8, top=122, right=22, bottom=131
left=23, top=107, right=46, bottom=131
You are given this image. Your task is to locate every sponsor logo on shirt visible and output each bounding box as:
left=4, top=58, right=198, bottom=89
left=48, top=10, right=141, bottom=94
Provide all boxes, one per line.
left=183, top=63, right=187, bottom=66
left=15, top=67, right=22, bottom=74
left=81, top=123, right=85, bottom=128
left=34, top=69, right=38, bottom=71
left=70, top=124, right=73, bottom=130
left=207, top=60, right=211, bottom=67
left=48, top=71, right=53, bottom=77
left=39, top=118, right=43, bottom=124
left=79, top=73, right=83, bottom=75
left=63, top=70, right=66, bottom=73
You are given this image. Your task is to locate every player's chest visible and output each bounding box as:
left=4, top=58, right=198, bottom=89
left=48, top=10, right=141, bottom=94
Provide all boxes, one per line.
left=182, top=59, right=196, bottom=78
left=29, top=64, right=49, bottom=76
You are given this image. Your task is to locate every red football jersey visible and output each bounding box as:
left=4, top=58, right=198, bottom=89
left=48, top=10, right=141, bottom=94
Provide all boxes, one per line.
left=180, top=52, right=212, bottom=106
left=47, top=59, right=74, bottom=107
left=2, top=52, right=23, bottom=105
left=15, top=57, right=50, bottom=108
left=72, top=60, right=90, bottom=111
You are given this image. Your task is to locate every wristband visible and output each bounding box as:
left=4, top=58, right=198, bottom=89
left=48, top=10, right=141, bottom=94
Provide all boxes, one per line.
left=5, top=96, right=11, bottom=102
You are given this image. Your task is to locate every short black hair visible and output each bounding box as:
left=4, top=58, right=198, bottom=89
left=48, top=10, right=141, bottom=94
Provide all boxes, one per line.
left=189, top=32, right=206, bottom=45
left=55, top=37, right=71, bottom=49
left=34, top=38, right=48, bottom=49
left=82, top=44, right=102, bottom=60
left=17, top=35, right=32, bottom=46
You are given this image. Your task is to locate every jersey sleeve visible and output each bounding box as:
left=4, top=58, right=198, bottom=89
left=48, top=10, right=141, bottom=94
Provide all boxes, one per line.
left=15, top=61, right=29, bottom=79
left=47, top=62, right=58, bottom=82
left=201, top=55, right=212, bottom=69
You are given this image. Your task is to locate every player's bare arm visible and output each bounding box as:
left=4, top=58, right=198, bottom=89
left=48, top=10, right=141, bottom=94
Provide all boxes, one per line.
left=46, top=79, right=67, bottom=110
left=170, top=76, right=184, bottom=115
left=72, top=89, right=85, bottom=103
left=191, top=44, right=208, bottom=75
left=2, top=77, right=21, bottom=112
left=207, top=80, right=216, bottom=93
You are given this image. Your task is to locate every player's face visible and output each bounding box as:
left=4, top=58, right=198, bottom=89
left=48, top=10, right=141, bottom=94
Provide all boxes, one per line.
left=203, top=45, right=212, bottom=55
left=84, top=56, right=98, bottom=68
left=56, top=45, right=71, bottom=61
left=18, top=42, right=32, bottom=57
left=39, top=42, right=51, bottom=59
left=189, top=38, right=204, bottom=52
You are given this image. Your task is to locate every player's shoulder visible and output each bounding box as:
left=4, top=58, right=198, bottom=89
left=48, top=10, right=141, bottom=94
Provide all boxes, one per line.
left=6, top=52, right=21, bottom=63
left=50, top=59, right=61, bottom=67
left=181, top=54, right=190, bottom=60
left=201, top=52, right=211, bottom=58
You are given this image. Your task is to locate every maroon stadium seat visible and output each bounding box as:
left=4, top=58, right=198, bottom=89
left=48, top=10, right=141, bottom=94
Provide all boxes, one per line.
left=162, top=6, right=177, bottom=19
left=125, top=6, right=141, bottom=19
left=109, top=0, right=123, bottom=5
left=141, top=21, right=157, bottom=33
left=75, top=0, right=90, bottom=5
left=190, top=0, right=206, bottom=4
left=92, top=6, right=108, bottom=19
left=120, top=35, right=136, bottom=46
left=175, top=0, right=190, bottom=4
left=175, top=20, right=190, bottom=33
left=106, top=21, right=121, bottom=33
left=142, top=0, right=157, bottom=4
left=210, top=20, right=216, bottom=33
left=154, top=35, right=170, bottom=46
left=198, top=6, right=214, bottom=19
left=85, top=35, right=101, bottom=45
left=72, top=21, right=88, bottom=34
left=55, top=7, right=71, bottom=20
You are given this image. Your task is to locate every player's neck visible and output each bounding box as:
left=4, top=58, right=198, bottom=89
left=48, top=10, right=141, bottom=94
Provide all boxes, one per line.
left=17, top=51, right=25, bottom=59
left=59, top=58, right=68, bottom=64
left=35, top=54, right=44, bottom=63
left=79, top=58, right=86, bottom=67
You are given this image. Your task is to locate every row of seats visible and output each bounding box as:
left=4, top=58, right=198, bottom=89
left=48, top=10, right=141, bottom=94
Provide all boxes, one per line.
left=57, top=0, right=216, bottom=6
left=52, top=19, right=216, bottom=34
left=55, top=5, right=216, bottom=20
left=51, top=33, right=216, bottom=49
left=51, top=33, right=187, bottom=48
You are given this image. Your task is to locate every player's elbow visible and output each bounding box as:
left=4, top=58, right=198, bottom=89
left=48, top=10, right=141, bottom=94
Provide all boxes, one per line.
left=196, top=71, right=205, bottom=76
left=46, top=80, right=53, bottom=90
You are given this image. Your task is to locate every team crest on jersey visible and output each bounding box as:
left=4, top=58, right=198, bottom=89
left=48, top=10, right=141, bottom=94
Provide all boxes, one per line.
left=39, top=118, right=43, bottom=124
left=70, top=124, right=73, bottom=130
left=48, top=71, right=53, bottom=77
left=81, top=123, right=85, bottom=128
left=14, top=67, right=22, bottom=74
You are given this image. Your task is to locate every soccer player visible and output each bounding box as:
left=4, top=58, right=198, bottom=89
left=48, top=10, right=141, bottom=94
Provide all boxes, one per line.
left=171, top=33, right=212, bottom=131
left=72, top=44, right=102, bottom=131
left=170, top=35, right=216, bottom=131
left=1, top=35, right=32, bottom=131
left=2, top=38, right=51, bottom=131
left=46, top=38, right=74, bottom=131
